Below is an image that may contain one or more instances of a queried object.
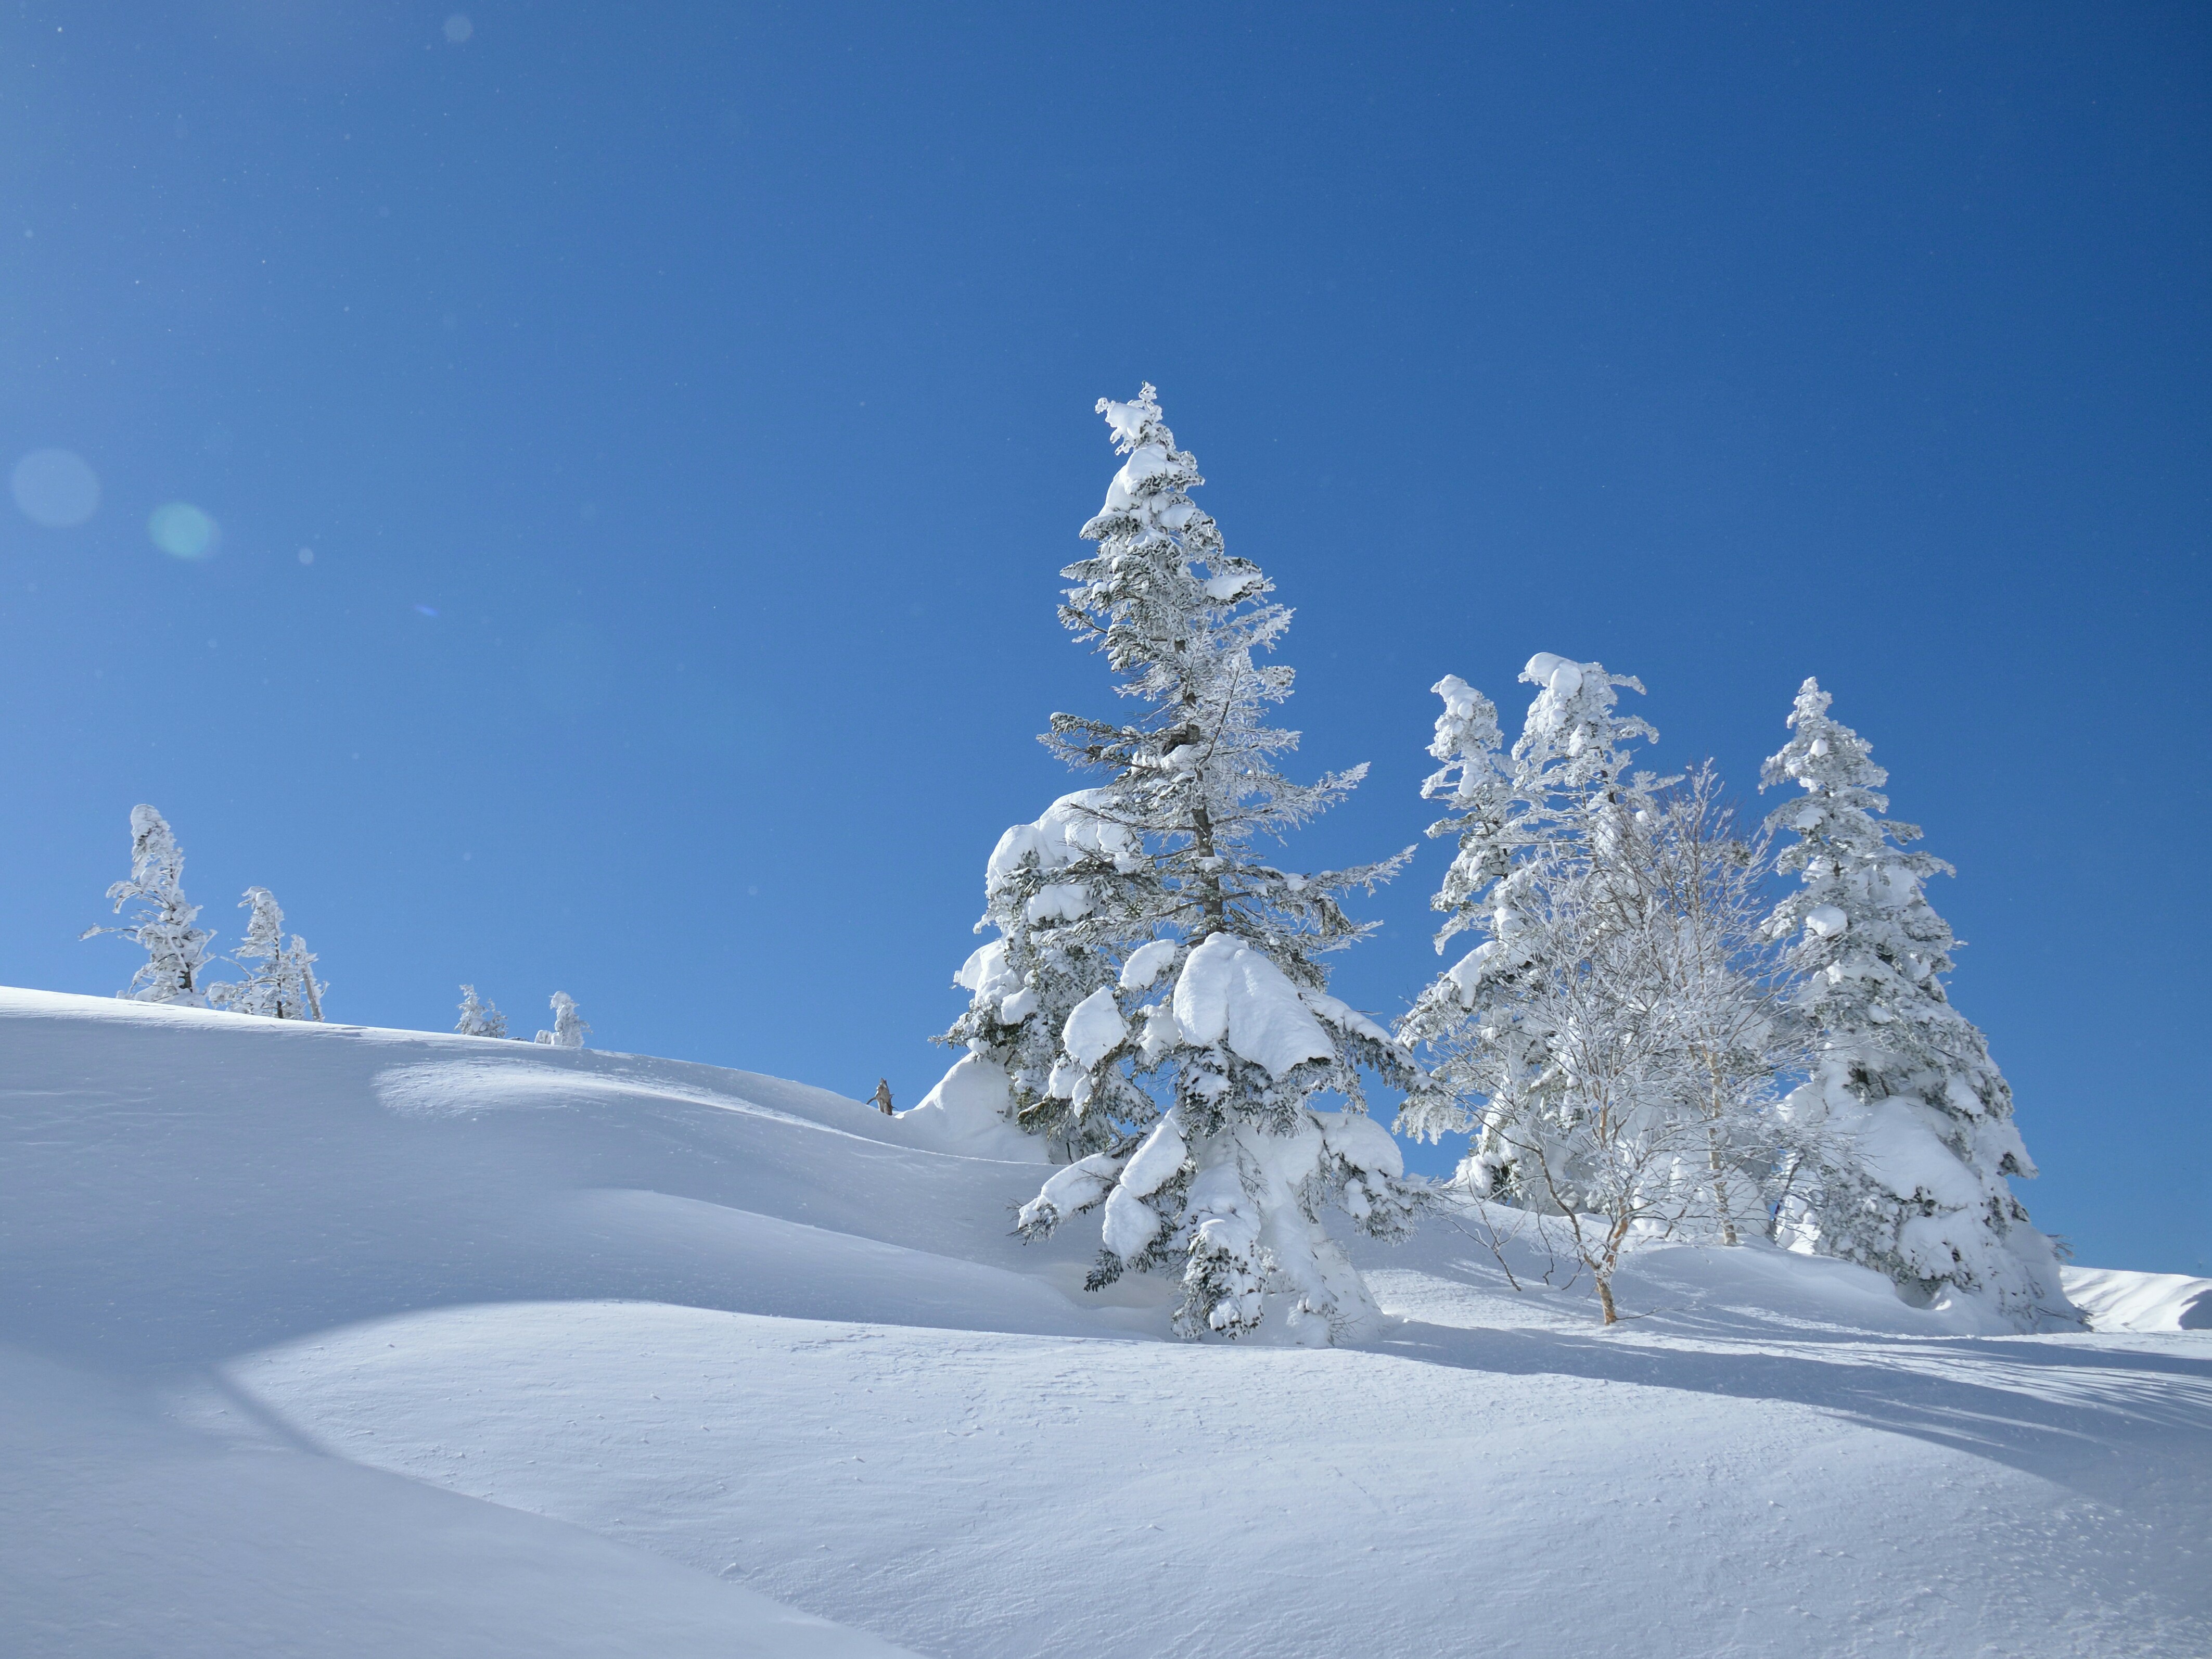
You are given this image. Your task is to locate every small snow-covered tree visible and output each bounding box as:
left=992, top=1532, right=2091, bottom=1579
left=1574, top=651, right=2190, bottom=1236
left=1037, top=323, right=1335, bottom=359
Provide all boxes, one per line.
left=1761, top=678, right=2075, bottom=1330
left=1006, top=386, right=1422, bottom=1344
left=456, top=985, right=508, bottom=1038
left=535, top=991, right=587, bottom=1049
left=82, top=804, right=214, bottom=1006
left=210, top=888, right=327, bottom=1020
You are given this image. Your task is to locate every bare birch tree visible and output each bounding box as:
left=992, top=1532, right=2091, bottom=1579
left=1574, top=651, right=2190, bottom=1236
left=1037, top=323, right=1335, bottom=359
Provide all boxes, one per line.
left=1401, top=664, right=1807, bottom=1324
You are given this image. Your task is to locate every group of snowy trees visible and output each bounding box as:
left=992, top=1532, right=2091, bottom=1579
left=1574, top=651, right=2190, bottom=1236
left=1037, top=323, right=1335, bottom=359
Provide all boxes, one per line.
left=919, top=385, right=2076, bottom=1340
left=82, top=803, right=590, bottom=1049
left=455, top=984, right=589, bottom=1048
left=84, top=805, right=326, bottom=1020
left=1394, top=661, right=2065, bottom=1330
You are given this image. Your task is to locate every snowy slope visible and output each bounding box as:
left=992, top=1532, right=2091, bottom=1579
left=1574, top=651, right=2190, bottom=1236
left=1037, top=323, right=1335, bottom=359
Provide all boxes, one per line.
left=3, top=987, right=2208, bottom=1657
left=2063, top=1266, right=2212, bottom=1334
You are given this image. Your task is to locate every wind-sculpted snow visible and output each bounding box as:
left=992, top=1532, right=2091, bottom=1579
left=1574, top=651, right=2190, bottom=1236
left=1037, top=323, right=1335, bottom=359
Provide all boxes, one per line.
left=2, top=987, right=2207, bottom=1657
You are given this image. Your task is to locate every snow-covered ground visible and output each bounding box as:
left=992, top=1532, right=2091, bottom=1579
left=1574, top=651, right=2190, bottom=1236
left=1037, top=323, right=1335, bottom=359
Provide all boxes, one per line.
left=3, top=987, right=2206, bottom=1657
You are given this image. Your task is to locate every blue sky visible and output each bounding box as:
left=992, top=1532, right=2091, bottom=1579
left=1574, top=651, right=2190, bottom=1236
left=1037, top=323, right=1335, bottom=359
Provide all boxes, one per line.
left=1, top=3, right=2204, bottom=1274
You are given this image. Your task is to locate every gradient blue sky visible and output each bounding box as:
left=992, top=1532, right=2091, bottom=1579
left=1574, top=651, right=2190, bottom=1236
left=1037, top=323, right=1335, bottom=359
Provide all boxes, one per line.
left=2, top=4, right=2204, bottom=1273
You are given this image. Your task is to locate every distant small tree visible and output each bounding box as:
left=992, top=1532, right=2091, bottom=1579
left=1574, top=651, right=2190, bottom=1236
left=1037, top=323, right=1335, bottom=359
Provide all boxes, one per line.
left=535, top=991, right=587, bottom=1049
left=456, top=985, right=507, bottom=1038
left=209, top=887, right=326, bottom=1020
left=281, top=934, right=325, bottom=1020
left=82, top=804, right=214, bottom=1006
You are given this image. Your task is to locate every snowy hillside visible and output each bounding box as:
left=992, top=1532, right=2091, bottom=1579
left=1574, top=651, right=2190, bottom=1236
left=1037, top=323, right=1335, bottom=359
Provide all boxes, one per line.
left=2062, top=1266, right=2212, bottom=1335
left=3, top=987, right=2207, bottom=1658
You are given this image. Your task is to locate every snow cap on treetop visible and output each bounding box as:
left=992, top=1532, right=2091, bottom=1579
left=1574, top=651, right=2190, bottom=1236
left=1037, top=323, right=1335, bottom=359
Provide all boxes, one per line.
left=1521, top=653, right=1582, bottom=697
left=1098, top=389, right=1157, bottom=451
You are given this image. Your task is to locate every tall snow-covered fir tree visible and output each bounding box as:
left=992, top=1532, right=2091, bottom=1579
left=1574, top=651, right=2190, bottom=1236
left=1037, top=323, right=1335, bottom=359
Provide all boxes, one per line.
left=1761, top=678, right=2076, bottom=1330
left=996, top=385, right=1421, bottom=1344
left=210, top=888, right=325, bottom=1020
left=82, top=804, right=215, bottom=1006
left=456, top=985, right=508, bottom=1038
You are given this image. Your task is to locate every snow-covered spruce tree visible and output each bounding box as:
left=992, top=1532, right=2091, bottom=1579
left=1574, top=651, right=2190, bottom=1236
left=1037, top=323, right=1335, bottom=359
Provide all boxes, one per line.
left=456, top=985, right=508, bottom=1038
left=1007, top=386, right=1421, bottom=1345
left=535, top=991, right=588, bottom=1049
left=920, top=789, right=1146, bottom=1159
left=1761, top=678, right=2075, bottom=1329
left=82, top=804, right=215, bottom=1006
left=210, top=888, right=327, bottom=1020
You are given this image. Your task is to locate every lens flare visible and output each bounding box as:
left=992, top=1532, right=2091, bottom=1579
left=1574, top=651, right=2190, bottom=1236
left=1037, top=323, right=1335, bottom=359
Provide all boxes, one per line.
left=10, top=449, right=99, bottom=527
left=444, top=14, right=473, bottom=43
left=148, top=502, right=220, bottom=560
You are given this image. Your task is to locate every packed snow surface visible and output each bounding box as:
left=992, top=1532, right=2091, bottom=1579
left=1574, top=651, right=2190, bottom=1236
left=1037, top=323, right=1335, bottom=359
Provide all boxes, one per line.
left=2, top=987, right=2207, bottom=1657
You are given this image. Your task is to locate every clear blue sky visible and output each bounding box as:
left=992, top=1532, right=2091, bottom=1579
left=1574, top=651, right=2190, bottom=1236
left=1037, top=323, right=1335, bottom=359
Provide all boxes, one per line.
left=2, top=4, right=2204, bottom=1274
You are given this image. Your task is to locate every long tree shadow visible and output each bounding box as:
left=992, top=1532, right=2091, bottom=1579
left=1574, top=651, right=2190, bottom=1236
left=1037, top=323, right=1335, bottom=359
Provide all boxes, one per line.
left=1365, top=1311, right=2212, bottom=1506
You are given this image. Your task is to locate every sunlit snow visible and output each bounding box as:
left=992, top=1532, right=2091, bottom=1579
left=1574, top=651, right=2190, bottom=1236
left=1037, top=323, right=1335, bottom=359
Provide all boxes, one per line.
left=2, top=988, right=2205, bottom=1656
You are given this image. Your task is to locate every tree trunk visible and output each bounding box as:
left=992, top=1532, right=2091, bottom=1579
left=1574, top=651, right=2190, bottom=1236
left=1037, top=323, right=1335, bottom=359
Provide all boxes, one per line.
left=1596, top=1274, right=1619, bottom=1325
left=1190, top=799, right=1226, bottom=930
left=1707, top=1134, right=1738, bottom=1247
left=1705, top=1065, right=1738, bottom=1246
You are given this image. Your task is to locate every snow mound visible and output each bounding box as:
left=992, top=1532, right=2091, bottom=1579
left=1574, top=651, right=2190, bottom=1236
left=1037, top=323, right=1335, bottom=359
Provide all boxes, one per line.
left=899, top=1052, right=1050, bottom=1162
